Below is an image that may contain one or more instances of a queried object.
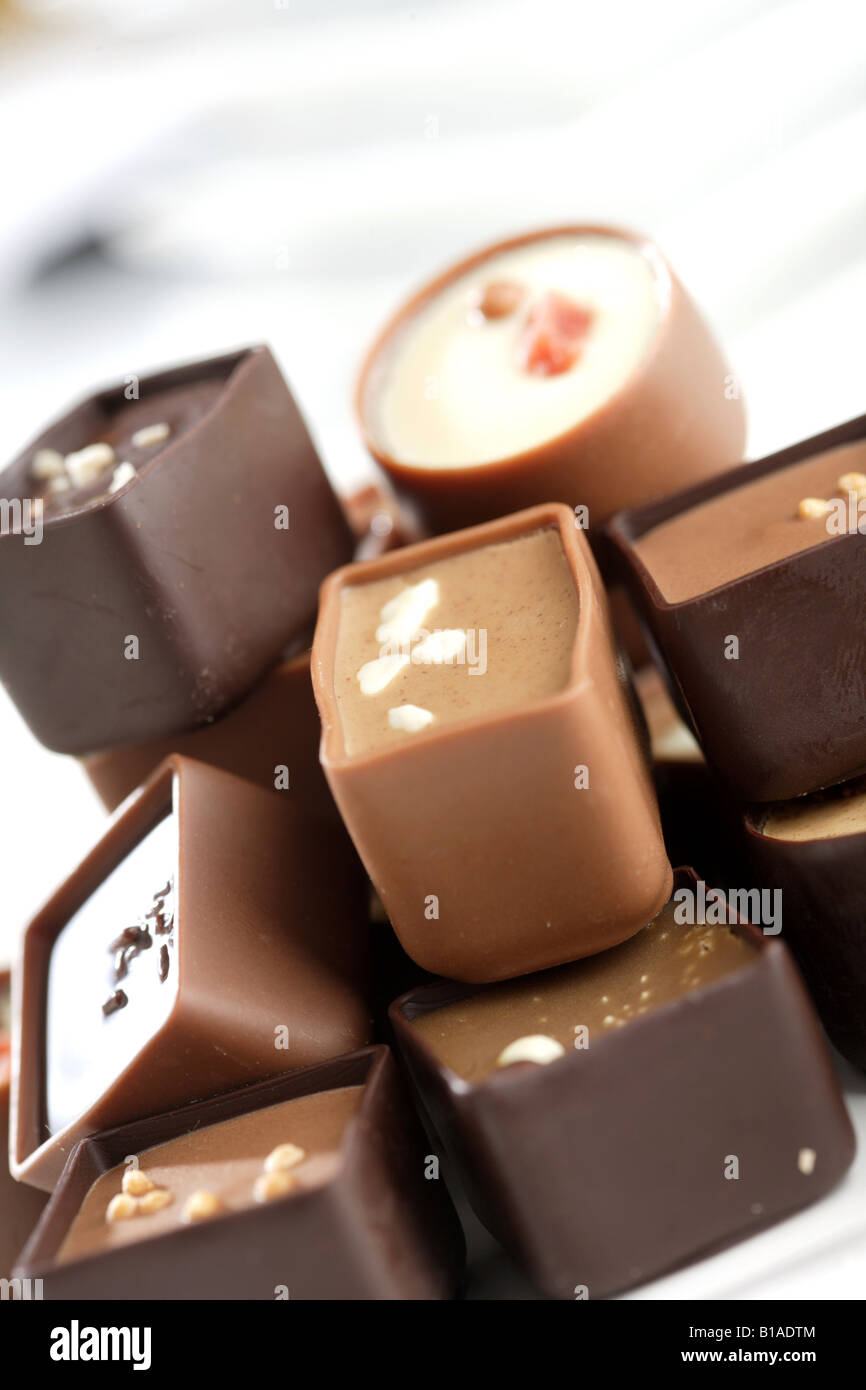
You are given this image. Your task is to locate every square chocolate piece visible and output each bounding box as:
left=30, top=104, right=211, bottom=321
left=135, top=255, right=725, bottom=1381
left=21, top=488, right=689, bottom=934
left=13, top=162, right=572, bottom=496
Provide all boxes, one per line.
left=312, top=503, right=671, bottom=982
left=0, top=346, right=353, bottom=753
left=13, top=1047, right=464, bottom=1300
left=390, top=870, right=854, bottom=1299
left=11, top=755, right=371, bottom=1191
left=606, top=415, right=866, bottom=801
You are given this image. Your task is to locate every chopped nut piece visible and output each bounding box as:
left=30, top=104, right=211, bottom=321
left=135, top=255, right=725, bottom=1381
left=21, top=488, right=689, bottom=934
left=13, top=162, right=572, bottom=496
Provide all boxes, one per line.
left=64, top=442, right=114, bottom=489
left=138, top=1188, right=174, bottom=1214
left=181, top=1190, right=224, bottom=1223
left=31, top=448, right=65, bottom=480
left=254, top=1170, right=299, bottom=1203
left=48, top=475, right=71, bottom=495
left=798, top=1147, right=817, bottom=1175
left=469, top=279, right=525, bottom=322
left=264, top=1142, right=307, bottom=1174
left=388, top=704, right=435, bottom=733
left=108, top=461, right=136, bottom=494
left=796, top=497, right=830, bottom=520
left=106, top=1193, right=138, bottom=1223
left=496, top=1034, right=566, bottom=1068
left=838, top=471, right=866, bottom=496
left=122, top=1168, right=154, bottom=1196
left=131, top=422, right=171, bottom=449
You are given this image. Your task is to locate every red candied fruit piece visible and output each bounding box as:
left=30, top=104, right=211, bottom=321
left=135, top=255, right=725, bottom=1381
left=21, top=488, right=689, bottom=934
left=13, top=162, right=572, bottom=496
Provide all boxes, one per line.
left=517, top=291, right=595, bottom=376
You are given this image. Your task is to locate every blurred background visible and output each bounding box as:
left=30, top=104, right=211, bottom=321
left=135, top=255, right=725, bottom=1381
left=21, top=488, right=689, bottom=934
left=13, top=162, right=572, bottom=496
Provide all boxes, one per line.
left=1, top=0, right=864, bottom=1297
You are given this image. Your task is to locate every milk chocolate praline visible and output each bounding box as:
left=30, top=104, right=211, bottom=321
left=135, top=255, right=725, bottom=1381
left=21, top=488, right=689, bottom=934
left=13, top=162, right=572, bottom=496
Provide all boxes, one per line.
left=356, top=226, right=745, bottom=533
left=12, top=755, right=371, bottom=1191
left=312, top=502, right=671, bottom=982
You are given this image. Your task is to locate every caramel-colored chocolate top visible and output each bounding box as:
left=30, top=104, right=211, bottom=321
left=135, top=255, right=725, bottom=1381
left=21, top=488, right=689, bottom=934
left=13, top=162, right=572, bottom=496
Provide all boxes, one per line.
left=633, top=440, right=866, bottom=603
left=333, top=526, right=579, bottom=757
left=759, top=776, right=866, bottom=842
left=410, top=901, right=756, bottom=1084
left=57, top=1084, right=364, bottom=1265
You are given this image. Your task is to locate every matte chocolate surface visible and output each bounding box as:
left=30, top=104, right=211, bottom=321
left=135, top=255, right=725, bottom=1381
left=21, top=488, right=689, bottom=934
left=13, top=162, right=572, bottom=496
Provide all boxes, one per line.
left=411, top=900, right=755, bottom=1085
left=0, top=346, right=354, bottom=753
left=634, top=439, right=866, bottom=603
left=357, top=226, right=745, bottom=533
left=81, top=650, right=337, bottom=819
left=391, top=871, right=855, bottom=1298
left=313, top=503, right=671, bottom=982
left=16, top=1048, right=465, bottom=1300
left=607, top=414, right=866, bottom=801
left=744, top=788, right=866, bottom=1069
left=12, top=755, right=371, bottom=1191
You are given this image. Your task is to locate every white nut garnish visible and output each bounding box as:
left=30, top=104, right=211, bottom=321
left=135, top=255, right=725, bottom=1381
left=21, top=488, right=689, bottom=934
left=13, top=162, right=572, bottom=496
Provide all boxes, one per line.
left=106, top=1193, right=138, bottom=1223
left=181, top=1190, right=224, bottom=1223
left=388, top=704, right=434, bottom=733
left=375, top=578, right=439, bottom=646
left=108, top=461, right=136, bottom=494
left=798, top=1147, right=817, bottom=1175
left=357, top=653, right=409, bottom=695
left=495, top=1034, right=566, bottom=1068
left=122, top=1167, right=154, bottom=1196
left=64, top=442, right=114, bottom=488
left=138, top=1188, right=174, bottom=1214
left=131, top=422, right=170, bottom=449
left=838, top=472, right=866, bottom=495
left=413, top=629, right=467, bottom=664
left=796, top=497, right=830, bottom=520
left=48, top=475, right=71, bottom=495
left=264, top=1142, right=306, bottom=1173
left=31, top=448, right=65, bottom=480
left=254, top=1170, right=298, bottom=1203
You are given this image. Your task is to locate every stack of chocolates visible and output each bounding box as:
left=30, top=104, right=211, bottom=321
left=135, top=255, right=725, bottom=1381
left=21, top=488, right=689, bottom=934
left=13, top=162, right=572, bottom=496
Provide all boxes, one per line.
left=0, top=225, right=858, bottom=1301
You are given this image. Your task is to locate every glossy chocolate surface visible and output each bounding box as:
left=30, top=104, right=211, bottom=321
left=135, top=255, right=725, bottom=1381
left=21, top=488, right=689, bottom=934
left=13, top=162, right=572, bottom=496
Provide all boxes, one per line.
left=0, top=346, right=353, bottom=753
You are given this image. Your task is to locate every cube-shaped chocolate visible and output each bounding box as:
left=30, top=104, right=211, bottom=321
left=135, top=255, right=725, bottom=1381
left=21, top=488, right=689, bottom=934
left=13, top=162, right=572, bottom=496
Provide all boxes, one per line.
left=14, top=1047, right=464, bottom=1300
left=390, top=870, right=854, bottom=1298
left=312, top=503, right=671, bottom=982
left=606, top=415, right=866, bottom=801
left=0, top=346, right=353, bottom=753
left=11, top=755, right=371, bottom=1191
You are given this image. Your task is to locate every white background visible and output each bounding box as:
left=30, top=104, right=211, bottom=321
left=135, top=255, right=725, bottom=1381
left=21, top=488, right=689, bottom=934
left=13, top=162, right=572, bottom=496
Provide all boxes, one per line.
left=0, top=0, right=864, bottom=1299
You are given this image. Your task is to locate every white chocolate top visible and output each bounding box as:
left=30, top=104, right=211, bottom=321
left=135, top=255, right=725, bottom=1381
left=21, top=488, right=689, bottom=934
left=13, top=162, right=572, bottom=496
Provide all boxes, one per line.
left=366, top=233, right=663, bottom=468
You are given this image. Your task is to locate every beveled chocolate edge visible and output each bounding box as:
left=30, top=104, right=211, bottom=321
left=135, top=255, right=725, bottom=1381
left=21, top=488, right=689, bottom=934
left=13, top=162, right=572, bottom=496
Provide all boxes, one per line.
left=11, top=760, right=178, bottom=1182
left=0, top=346, right=263, bottom=532
left=604, top=412, right=866, bottom=611
left=313, top=502, right=600, bottom=769
left=14, top=1046, right=385, bottom=1281
left=355, top=224, right=674, bottom=480
left=388, top=866, right=769, bottom=1096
